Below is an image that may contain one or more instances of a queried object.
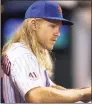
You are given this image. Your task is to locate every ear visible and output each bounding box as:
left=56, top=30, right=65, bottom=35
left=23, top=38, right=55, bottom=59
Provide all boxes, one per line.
left=30, top=19, right=36, bottom=31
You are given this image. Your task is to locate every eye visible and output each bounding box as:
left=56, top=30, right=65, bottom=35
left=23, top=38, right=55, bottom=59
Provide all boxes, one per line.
left=50, top=24, right=56, bottom=28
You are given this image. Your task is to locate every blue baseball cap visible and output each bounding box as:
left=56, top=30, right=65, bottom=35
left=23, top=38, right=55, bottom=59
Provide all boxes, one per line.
left=25, top=1, right=73, bottom=25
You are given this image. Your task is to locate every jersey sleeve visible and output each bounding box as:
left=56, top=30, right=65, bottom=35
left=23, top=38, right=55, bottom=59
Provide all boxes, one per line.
left=10, top=53, right=43, bottom=101
left=44, top=70, right=56, bottom=87
left=48, top=78, right=56, bottom=86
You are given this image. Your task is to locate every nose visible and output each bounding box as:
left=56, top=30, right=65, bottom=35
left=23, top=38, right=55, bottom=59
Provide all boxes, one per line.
left=54, top=27, right=60, bottom=36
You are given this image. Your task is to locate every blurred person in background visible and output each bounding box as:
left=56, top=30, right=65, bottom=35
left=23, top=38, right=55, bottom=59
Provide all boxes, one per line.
left=1, top=1, right=91, bottom=103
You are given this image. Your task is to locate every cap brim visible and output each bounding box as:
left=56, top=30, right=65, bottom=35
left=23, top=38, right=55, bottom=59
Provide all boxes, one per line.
left=42, top=17, right=73, bottom=25
left=61, top=19, right=73, bottom=25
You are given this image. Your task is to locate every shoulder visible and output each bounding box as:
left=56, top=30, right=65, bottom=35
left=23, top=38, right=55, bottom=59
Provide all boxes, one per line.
left=6, top=42, right=36, bottom=62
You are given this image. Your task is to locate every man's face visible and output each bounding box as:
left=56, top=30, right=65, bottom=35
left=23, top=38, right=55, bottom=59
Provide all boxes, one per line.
left=36, top=19, right=62, bottom=50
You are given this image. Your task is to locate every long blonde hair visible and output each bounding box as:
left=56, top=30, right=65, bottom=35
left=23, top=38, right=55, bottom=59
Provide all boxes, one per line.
left=2, top=18, right=54, bottom=76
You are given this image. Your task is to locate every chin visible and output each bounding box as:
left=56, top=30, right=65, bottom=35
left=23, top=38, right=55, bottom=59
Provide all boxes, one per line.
left=43, top=44, right=54, bottom=50
left=47, top=46, right=54, bottom=51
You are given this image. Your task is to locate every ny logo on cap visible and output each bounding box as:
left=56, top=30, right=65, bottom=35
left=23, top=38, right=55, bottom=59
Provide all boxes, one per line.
left=58, top=5, right=62, bottom=14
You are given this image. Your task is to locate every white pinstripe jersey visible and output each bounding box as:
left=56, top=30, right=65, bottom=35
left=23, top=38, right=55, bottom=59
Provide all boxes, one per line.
left=2, top=43, right=55, bottom=103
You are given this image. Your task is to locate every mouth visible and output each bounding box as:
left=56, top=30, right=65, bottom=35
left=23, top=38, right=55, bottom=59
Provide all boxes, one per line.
left=53, top=39, right=57, bottom=41
left=51, top=37, right=58, bottom=41
left=52, top=38, right=57, bottom=41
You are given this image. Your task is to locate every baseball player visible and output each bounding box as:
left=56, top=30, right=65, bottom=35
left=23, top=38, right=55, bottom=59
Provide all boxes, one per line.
left=1, top=1, right=91, bottom=103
